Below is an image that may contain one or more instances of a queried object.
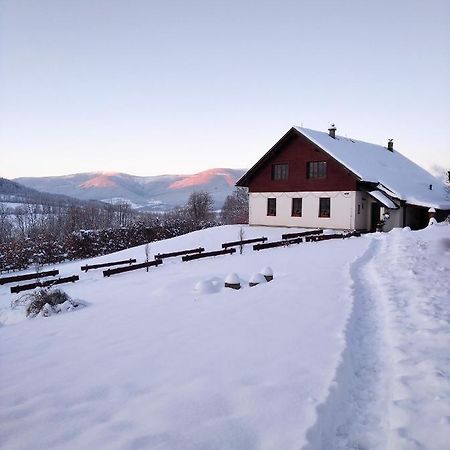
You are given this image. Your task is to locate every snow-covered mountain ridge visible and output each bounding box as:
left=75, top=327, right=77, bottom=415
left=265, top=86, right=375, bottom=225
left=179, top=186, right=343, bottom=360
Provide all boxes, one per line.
left=15, top=168, right=247, bottom=211
left=0, top=223, right=449, bottom=449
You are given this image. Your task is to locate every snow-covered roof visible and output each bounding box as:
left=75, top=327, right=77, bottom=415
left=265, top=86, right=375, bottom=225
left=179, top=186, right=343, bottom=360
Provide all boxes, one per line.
left=294, top=127, right=450, bottom=209
left=367, top=191, right=399, bottom=209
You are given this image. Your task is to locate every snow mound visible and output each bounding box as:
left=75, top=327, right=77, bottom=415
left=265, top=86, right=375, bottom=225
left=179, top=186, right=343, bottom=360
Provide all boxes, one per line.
left=260, top=266, right=273, bottom=277
left=194, top=279, right=220, bottom=294
left=224, top=273, right=240, bottom=285
left=249, top=273, right=267, bottom=286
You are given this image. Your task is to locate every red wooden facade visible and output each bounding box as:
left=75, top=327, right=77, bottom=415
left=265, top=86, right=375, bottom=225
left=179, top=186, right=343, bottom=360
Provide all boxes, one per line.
left=238, top=129, right=359, bottom=192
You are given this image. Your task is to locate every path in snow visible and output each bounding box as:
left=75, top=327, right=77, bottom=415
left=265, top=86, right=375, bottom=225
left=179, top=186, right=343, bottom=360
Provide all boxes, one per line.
left=304, top=226, right=450, bottom=449
left=303, top=238, right=391, bottom=450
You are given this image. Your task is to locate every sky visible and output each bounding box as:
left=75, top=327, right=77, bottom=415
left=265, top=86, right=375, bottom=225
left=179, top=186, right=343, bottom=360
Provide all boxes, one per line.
left=0, top=0, right=449, bottom=179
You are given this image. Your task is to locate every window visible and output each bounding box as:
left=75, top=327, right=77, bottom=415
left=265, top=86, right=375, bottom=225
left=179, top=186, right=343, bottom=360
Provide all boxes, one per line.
left=271, top=163, right=289, bottom=180
left=319, top=197, right=330, bottom=218
left=307, top=161, right=327, bottom=179
left=267, top=198, right=276, bottom=216
left=291, top=198, right=302, bottom=217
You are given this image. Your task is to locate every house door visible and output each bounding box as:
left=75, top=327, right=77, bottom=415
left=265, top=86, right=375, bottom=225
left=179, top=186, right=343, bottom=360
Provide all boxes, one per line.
left=370, top=203, right=380, bottom=232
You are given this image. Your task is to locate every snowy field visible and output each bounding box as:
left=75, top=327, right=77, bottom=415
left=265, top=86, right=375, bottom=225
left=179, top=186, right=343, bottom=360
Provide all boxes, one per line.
left=0, top=224, right=449, bottom=450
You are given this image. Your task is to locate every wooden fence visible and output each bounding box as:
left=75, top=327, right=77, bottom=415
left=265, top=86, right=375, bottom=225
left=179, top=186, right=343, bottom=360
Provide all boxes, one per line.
left=306, top=231, right=361, bottom=242
left=10, top=275, right=79, bottom=294
left=221, top=237, right=267, bottom=249
left=155, top=247, right=205, bottom=260
left=81, top=259, right=136, bottom=272
left=281, top=229, right=323, bottom=240
left=1, top=269, right=59, bottom=286
left=103, top=259, right=163, bottom=277
left=253, top=237, right=303, bottom=251
left=306, top=233, right=343, bottom=242
left=182, top=248, right=236, bottom=262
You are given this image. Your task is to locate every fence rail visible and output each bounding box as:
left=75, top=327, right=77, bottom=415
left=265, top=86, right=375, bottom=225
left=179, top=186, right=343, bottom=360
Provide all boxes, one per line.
left=1, top=269, right=59, bottom=286
left=281, top=229, right=323, bottom=240
left=103, top=259, right=163, bottom=277
left=155, top=247, right=205, bottom=260
left=306, top=231, right=361, bottom=242
left=10, top=275, right=79, bottom=294
left=81, top=259, right=136, bottom=272
left=182, top=248, right=236, bottom=262
left=253, top=237, right=303, bottom=251
left=306, top=233, right=344, bottom=242
left=221, top=237, right=267, bottom=249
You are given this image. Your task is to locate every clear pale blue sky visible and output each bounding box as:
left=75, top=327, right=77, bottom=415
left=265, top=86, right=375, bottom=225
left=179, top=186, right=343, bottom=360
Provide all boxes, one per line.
left=1, top=0, right=449, bottom=178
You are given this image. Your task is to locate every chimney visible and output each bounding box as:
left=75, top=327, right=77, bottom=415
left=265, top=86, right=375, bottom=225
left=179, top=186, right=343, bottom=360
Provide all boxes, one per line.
left=387, top=139, right=394, bottom=151
left=328, top=124, right=336, bottom=139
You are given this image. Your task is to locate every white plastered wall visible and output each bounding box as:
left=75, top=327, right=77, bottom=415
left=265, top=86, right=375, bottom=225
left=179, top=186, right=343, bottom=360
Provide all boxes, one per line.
left=355, top=191, right=404, bottom=231
left=249, top=191, right=358, bottom=230
left=354, top=191, right=370, bottom=230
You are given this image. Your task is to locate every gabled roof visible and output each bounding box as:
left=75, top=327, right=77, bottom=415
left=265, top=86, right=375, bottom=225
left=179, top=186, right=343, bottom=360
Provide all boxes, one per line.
left=237, top=127, right=450, bottom=210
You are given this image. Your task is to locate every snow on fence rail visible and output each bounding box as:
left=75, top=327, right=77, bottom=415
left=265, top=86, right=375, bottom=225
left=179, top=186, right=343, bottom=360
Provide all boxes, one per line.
left=221, top=237, right=267, bottom=249
left=103, top=259, right=163, bottom=277
left=281, top=229, right=323, bottom=240
left=154, top=247, right=205, bottom=260
left=81, top=259, right=136, bottom=272
left=253, top=231, right=362, bottom=250
left=306, top=231, right=362, bottom=242
left=182, top=248, right=236, bottom=262
left=0, top=269, right=60, bottom=285
left=253, top=237, right=303, bottom=251
left=10, top=275, right=79, bottom=294
left=306, top=233, right=344, bottom=242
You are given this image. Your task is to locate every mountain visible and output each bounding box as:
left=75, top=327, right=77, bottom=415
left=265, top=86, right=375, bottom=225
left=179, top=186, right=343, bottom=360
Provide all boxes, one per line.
left=15, top=168, right=247, bottom=211
left=0, top=177, right=104, bottom=209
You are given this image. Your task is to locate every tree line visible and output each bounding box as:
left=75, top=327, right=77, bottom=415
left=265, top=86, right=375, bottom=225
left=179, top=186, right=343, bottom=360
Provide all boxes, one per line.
left=0, top=189, right=248, bottom=272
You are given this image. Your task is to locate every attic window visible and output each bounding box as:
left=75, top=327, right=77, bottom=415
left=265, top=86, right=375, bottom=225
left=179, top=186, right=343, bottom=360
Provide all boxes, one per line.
left=271, top=163, right=289, bottom=181
left=307, top=161, right=327, bottom=179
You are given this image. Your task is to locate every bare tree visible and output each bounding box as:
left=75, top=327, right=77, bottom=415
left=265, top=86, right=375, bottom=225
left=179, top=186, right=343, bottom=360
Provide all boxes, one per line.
left=185, top=191, right=215, bottom=224
left=221, top=188, right=249, bottom=224
left=0, top=205, right=13, bottom=243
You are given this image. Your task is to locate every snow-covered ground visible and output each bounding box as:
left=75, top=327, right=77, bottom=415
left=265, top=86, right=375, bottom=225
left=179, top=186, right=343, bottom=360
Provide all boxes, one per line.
left=0, top=224, right=449, bottom=449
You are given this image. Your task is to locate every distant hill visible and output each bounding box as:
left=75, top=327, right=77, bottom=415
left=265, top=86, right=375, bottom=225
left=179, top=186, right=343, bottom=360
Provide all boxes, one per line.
left=15, top=168, right=247, bottom=211
left=0, top=177, right=104, bottom=209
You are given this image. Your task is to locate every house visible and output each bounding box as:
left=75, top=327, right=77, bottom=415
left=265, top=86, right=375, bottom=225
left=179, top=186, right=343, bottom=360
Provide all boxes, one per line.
left=236, top=126, right=450, bottom=231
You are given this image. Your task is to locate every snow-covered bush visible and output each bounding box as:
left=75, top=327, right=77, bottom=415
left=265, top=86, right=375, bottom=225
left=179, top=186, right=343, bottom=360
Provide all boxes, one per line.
left=11, top=288, right=86, bottom=318
left=0, top=204, right=221, bottom=273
